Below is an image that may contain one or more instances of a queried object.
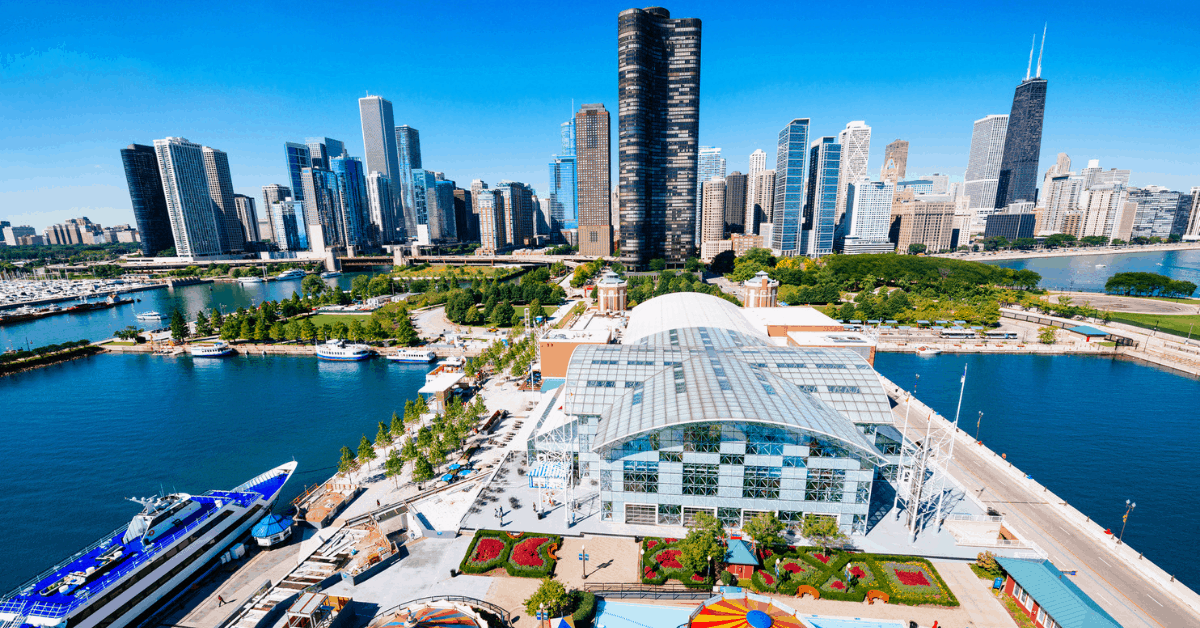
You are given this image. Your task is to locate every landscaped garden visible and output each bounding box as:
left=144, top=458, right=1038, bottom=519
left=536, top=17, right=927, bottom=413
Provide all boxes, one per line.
left=459, top=529, right=562, bottom=577
left=746, top=548, right=958, bottom=606
left=640, top=537, right=714, bottom=589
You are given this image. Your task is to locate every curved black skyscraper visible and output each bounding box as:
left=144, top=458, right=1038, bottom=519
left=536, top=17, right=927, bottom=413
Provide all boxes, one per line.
left=120, top=144, right=174, bottom=256
left=994, top=33, right=1048, bottom=209
left=618, top=6, right=701, bottom=267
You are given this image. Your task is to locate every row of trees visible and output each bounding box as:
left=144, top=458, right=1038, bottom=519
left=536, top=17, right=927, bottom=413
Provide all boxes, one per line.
left=1104, top=272, right=1197, bottom=298
left=169, top=292, right=418, bottom=345
left=624, top=270, right=740, bottom=308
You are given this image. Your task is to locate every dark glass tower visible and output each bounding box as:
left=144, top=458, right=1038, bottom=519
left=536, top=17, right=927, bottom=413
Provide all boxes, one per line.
left=119, top=144, right=174, bottom=256
left=994, top=77, right=1047, bottom=208
left=618, top=6, right=701, bottom=267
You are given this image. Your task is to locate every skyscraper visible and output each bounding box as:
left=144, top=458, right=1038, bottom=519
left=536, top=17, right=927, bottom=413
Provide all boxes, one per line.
left=834, top=121, right=871, bottom=243
left=880, top=140, right=908, bottom=185
left=119, top=144, right=174, bottom=256
left=395, top=125, right=422, bottom=230
left=305, top=137, right=345, bottom=170
left=576, top=103, right=612, bottom=256
left=300, top=167, right=342, bottom=250
left=696, top=146, right=726, bottom=240
left=994, top=32, right=1049, bottom=208
left=330, top=156, right=370, bottom=248
left=772, top=119, right=810, bottom=255
left=618, top=6, right=701, bottom=266
left=260, top=183, right=291, bottom=242
left=154, top=137, right=222, bottom=257
left=497, top=182, right=535, bottom=248
left=843, top=179, right=896, bottom=254
left=749, top=170, right=775, bottom=232
left=430, top=180, right=457, bottom=242
left=410, top=169, right=439, bottom=243
left=701, top=178, right=726, bottom=244
left=964, top=114, right=1009, bottom=229
left=723, top=171, right=747, bottom=234
left=202, top=146, right=244, bottom=253
left=233, top=194, right=260, bottom=243
left=476, top=189, right=505, bottom=253
left=803, top=137, right=841, bottom=256
left=549, top=154, right=577, bottom=230
left=364, top=172, right=393, bottom=245
left=270, top=200, right=308, bottom=251
left=284, top=142, right=311, bottom=202
left=744, top=149, right=767, bottom=232
left=453, top=188, right=476, bottom=242
left=359, top=95, right=406, bottom=241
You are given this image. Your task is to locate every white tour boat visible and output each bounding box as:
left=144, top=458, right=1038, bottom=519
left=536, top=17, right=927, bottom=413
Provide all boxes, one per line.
left=188, top=340, right=234, bottom=357
left=387, top=348, right=437, bottom=363
left=315, top=339, right=372, bottom=361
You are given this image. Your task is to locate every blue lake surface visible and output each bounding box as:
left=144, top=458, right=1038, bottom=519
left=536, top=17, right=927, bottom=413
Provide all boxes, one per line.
left=984, top=248, right=1200, bottom=295
left=0, top=271, right=380, bottom=350
left=875, top=352, right=1199, bottom=588
left=0, top=352, right=428, bottom=592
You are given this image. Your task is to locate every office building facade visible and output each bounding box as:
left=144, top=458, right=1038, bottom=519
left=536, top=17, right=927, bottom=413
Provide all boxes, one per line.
left=453, top=188, right=476, bottom=242
left=476, top=189, right=505, bottom=253
left=120, top=144, right=174, bottom=256
left=701, top=177, right=726, bottom=244
left=618, top=6, right=702, bottom=266
left=330, top=156, right=370, bottom=248
left=749, top=170, right=775, bottom=234
left=994, top=41, right=1048, bottom=208
left=260, top=184, right=291, bottom=242
left=305, top=137, right=345, bottom=170
left=803, top=137, right=841, bottom=257
left=880, top=139, right=908, bottom=185
left=964, top=114, right=1009, bottom=231
left=300, top=167, right=342, bottom=250
left=233, top=194, right=260, bottom=243
left=498, top=182, right=535, bottom=248
left=891, top=189, right=955, bottom=253
left=359, top=95, right=407, bottom=241
left=154, top=137, right=223, bottom=257
left=772, top=119, right=810, bottom=255
left=723, top=171, right=747, bottom=234
left=576, top=103, right=613, bottom=256
left=201, top=146, right=245, bottom=253
left=270, top=200, right=308, bottom=251
left=983, top=213, right=1036, bottom=241
left=834, top=121, right=871, bottom=240
left=844, top=179, right=895, bottom=253
left=284, top=142, right=311, bottom=203
left=745, top=149, right=768, bottom=231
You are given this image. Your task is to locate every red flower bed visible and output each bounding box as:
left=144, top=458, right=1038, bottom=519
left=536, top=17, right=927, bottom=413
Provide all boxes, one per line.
left=760, top=572, right=775, bottom=586
left=511, top=537, right=549, bottom=567
left=644, top=566, right=658, bottom=578
left=646, top=540, right=659, bottom=550
left=829, top=580, right=845, bottom=590
left=783, top=561, right=804, bottom=574
left=691, top=573, right=706, bottom=582
left=849, top=566, right=866, bottom=578
left=896, top=570, right=930, bottom=586
left=813, top=553, right=830, bottom=564
left=470, top=538, right=505, bottom=564
left=664, top=538, right=678, bottom=543
left=656, top=549, right=683, bottom=569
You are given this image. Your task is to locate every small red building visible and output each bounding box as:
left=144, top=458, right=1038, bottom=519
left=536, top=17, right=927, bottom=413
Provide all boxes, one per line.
left=995, top=557, right=1120, bottom=628
left=723, top=539, right=758, bottom=581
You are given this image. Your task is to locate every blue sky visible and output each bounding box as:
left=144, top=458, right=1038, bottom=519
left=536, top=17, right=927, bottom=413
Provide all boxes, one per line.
left=2, top=0, right=1196, bottom=230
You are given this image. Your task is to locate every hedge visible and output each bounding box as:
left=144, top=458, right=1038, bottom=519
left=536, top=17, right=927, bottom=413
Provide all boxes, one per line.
left=639, top=537, right=714, bottom=590
left=458, top=530, right=562, bottom=578
left=570, top=591, right=596, bottom=627
left=752, top=547, right=959, bottom=607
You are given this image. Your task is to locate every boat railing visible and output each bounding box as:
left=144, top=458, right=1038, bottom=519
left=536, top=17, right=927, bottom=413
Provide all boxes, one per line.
left=1, top=522, right=129, bottom=601
left=233, top=468, right=286, bottom=493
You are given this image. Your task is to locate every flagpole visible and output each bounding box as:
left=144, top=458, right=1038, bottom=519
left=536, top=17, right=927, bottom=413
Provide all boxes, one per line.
left=937, top=364, right=968, bottom=532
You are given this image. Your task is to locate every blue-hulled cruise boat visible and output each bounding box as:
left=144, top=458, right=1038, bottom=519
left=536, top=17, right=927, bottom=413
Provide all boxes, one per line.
left=0, top=462, right=297, bottom=628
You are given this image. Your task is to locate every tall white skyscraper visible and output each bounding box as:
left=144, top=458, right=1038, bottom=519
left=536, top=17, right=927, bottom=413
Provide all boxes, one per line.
left=154, top=137, right=222, bottom=257
left=358, top=95, right=408, bottom=241
left=365, top=172, right=393, bottom=245
left=201, top=146, right=244, bottom=253
left=964, top=114, right=1009, bottom=231
left=696, top=146, right=726, bottom=241
left=843, top=178, right=896, bottom=254
left=701, top=177, right=726, bottom=243
left=749, top=170, right=776, bottom=233
left=744, top=149, right=767, bottom=232
left=834, top=121, right=871, bottom=239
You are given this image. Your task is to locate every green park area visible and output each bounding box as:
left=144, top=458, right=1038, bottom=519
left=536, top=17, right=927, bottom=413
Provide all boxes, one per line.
left=1106, top=313, right=1200, bottom=339
left=306, top=313, right=371, bottom=328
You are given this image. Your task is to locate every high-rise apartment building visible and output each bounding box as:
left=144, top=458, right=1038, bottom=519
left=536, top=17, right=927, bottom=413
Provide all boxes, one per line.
left=880, top=139, right=908, bottom=185
left=696, top=146, right=726, bottom=240
left=772, top=119, right=810, bottom=254
left=410, top=168, right=438, bottom=243
left=1184, top=189, right=1200, bottom=239
left=834, top=121, right=871, bottom=240
left=701, top=178, right=726, bottom=244
left=803, top=137, right=841, bottom=256
left=1042, top=173, right=1085, bottom=234
left=270, top=200, right=308, bottom=251
left=1078, top=159, right=1130, bottom=189
left=154, top=137, right=223, bottom=257
left=549, top=154, right=577, bottom=231
left=744, top=149, right=768, bottom=231
left=892, top=189, right=955, bottom=253
left=365, top=172, right=393, bottom=245
left=260, top=184, right=291, bottom=242
left=748, top=170, right=775, bottom=235
left=575, top=103, right=612, bottom=256
left=233, top=195, right=260, bottom=243
left=1041, top=153, right=1071, bottom=196
left=359, top=95, right=406, bottom=241
left=964, top=114, right=1009, bottom=231
left=330, top=156, right=370, bottom=248
left=1128, top=188, right=1192, bottom=239
left=201, top=146, right=244, bottom=253
left=723, top=171, right=747, bottom=234
left=497, top=182, right=536, bottom=248
left=618, top=6, right=701, bottom=266
left=843, top=179, right=895, bottom=254
left=305, top=137, right=345, bottom=170
left=430, top=180, right=457, bottom=242
left=284, top=142, right=311, bottom=203
left=994, top=35, right=1049, bottom=208
left=301, top=167, right=343, bottom=250
left=476, top=189, right=505, bottom=254
left=120, top=144, right=174, bottom=256
left=453, top=188, right=476, bottom=242
left=395, top=125, right=422, bottom=231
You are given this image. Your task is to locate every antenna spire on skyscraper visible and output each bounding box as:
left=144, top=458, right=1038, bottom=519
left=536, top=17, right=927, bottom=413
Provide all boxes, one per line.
left=1026, top=34, right=1035, bottom=80
left=1036, top=24, right=1046, bottom=78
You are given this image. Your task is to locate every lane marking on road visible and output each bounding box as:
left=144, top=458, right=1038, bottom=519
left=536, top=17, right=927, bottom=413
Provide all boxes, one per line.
left=1098, top=556, right=1112, bottom=567
left=1148, top=595, right=1164, bottom=607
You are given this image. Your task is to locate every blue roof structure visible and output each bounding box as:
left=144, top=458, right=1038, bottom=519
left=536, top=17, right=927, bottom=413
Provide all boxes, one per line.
left=724, top=539, right=758, bottom=566
left=996, top=557, right=1121, bottom=628
left=252, top=514, right=293, bottom=538
left=1067, top=326, right=1109, bottom=337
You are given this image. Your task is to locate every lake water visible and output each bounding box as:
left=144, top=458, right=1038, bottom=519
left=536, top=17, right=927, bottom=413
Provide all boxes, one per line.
left=0, top=352, right=428, bottom=592
left=875, top=352, right=1200, bottom=588
left=985, top=248, right=1200, bottom=295
left=0, top=272, right=380, bottom=350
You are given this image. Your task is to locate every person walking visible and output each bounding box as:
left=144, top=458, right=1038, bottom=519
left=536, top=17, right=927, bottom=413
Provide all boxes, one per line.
left=217, top=595, right=226, bottom=607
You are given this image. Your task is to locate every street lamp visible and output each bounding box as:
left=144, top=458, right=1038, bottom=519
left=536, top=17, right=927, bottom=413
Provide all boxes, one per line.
left=1118, top=500, right=1136, bottom=545
left=975, top=411, right=984, bottom=442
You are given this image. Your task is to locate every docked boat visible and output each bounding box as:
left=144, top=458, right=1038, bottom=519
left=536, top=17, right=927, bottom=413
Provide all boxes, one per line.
left=135, top=311, right=166, bottom=321
left=915, top=346, right=942, bottom=356
left=387, top=348, right=436, bottom=363
left=275, top=269, right=306, bottom=281
left=315, top=339, right=372, bottom=361
left=188, top=341, right=234, bottom=357
left=237, top=276, right=263, bottom=284
left=0, top=462, right=296, bottom=628
left=319, top=271, right=342, bottom=279
left=66, top=293, right=134, bottom=314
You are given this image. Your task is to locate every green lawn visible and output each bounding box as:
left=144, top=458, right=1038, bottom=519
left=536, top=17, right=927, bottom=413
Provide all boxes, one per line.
left=1107, top=313, right=1200, bottom=339
left=307, top=313, right=371, bottom=327
left=1121, top=294, right=1200, bottom=304
left=396, top=265, right=514, bottom=278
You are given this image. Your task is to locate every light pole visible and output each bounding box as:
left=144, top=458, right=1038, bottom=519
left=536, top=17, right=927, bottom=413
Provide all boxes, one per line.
left=1118, top=500, right=1136, bottom=545
left=579, top=544, right=588, bottom=579
left=975, top=411, right=984, bottom=442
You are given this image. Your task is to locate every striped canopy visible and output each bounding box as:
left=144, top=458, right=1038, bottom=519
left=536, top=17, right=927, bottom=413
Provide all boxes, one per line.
left=690, top=596, right=805, bottom=628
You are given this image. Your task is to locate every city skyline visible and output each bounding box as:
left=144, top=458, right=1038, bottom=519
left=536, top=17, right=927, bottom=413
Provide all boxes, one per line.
left=2, top=1, right=1197, bottom=231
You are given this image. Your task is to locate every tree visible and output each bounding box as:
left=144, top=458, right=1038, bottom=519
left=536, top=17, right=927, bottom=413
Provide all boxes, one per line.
left=400, top=437, right=419, bottom=462
left=170, top=308, right=187, bottom=343
left=395, top=312, right=419, bottom=346
left=357, top=434, right=377, bottom=471
left=742, top=511, right=785, bottom=551
left=351, top=275, right=371, bottom=300
left=302, top=274, right=326, bottom=298
left=195, top=310, right=212, bottom=337
left=376, top=421, right=393, bottom=450
left=908, top=243, right=927, bottom=255
left=649, top=258, right=667, bottom=271
left=523, top=577, right=570, bottom=616
left=677, top=512, right=725, bottom=575
left=491, top=301, right=514, bottom=326
left=238, top=317, right=253, bottom=340
left=390, top=411, right=404, bottom=439
left=411, top=457, right=434, bottom=485
left=301, top=318, right=317, bottom=342
left=1038, top=326, right=1056, bottom=344
left=337, top=446, right=357, bottom=476
left=254, top=315, right=268, bottom=342
left=269, top=320, right=285, bottom=342
left=210, top=307, right=224, bottom=330
left=802, top=514, right=847, bottom=554
left=383, top=448, right=404, bottom=487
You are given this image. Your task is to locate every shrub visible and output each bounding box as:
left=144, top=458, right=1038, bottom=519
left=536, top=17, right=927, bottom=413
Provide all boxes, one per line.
left=720, top=570, right=737, bottom=586
left=460, top=530, right=512, bottom=574
left=505, top=535, right=561, bottom=577
left=571, top=591, right=597, bottom=627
